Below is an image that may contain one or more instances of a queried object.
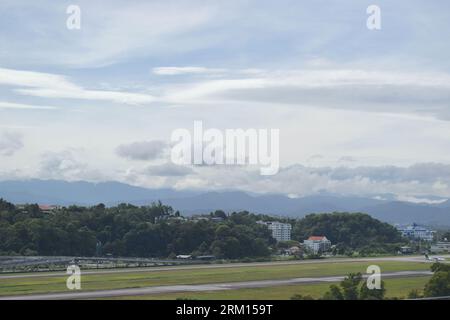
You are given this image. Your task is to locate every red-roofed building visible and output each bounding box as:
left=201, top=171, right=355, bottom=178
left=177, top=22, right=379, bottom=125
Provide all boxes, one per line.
left=303, top=236, right=331, bottom=254
left=38, top=205, right=60, bottom=213
left=307, top=236, right=327, bottom=241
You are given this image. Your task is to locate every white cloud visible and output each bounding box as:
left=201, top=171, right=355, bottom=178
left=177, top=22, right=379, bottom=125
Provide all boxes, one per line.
left=0, top=132, right=24, bottom=156
left=0, top=67, right=155, bottom=105
left=153, top=67, right=227, bottom=76
left=145, top=163, right=194, bottom=177
left=0, top=1, right=220, bottom=68
left=116, top=140, right=169, bottom=161
left=38, top=149, right=104, bottom=181
left=164, top=163, right=450, bottom=199
left=395, top=195, right=447, bottom=205
left=5, top=66, right=450, bottom=115
left=16, top=88, right=155, bottom=105
left=1, top=1, right=450, bottom=204
left=0, top=67, right=77, bottom=90
left=160, top=69, right=450, bottom=120
left=0, top=101, right=58, bottom=110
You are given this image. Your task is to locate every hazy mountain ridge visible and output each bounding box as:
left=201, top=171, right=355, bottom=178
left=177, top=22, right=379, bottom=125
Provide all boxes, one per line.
left=0, top=179, right=449, bottom=225
left=0, top=179, right=197, bottom=206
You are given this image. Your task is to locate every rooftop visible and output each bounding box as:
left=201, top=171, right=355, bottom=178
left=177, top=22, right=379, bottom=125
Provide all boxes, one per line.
left=307, top=236, right=327, bottom=241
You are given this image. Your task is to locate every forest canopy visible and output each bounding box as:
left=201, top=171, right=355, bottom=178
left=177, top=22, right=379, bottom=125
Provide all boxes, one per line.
left=292, top=212, right=405, bottom=255
left=0, top=199, right=273, bottom=259
left=0, top=198, right=405, bottom=258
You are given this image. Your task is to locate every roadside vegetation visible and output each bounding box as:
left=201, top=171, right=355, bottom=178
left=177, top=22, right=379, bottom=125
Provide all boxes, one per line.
left=407, top=263, right=450, bottom=298
left=288, top=262, right=450, bottom=300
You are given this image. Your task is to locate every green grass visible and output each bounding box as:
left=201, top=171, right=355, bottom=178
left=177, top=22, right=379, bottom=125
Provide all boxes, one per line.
left=105, top=276, right=431, bottom=300
left=0, top=260, right=430, bottom=297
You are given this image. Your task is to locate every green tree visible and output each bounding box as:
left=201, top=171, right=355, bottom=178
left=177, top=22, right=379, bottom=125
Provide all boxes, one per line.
left=293, top=212, right=404, bottom=255
left=407, top=289, right=422, bottom=299
left=0, top=200, right=275, bottom=259
left=0, top=198, right=15, bottom=212
left=322, top=272, right=385, bottom=300
left=213, top=210, right=227, bottom=219
left=323, top=284, right=344, bottom=300
left=424, top=271, right=450, bottom=297
left=430, top=262, right=450, bottom=273
left=359, top=280, right=386, bottom=300
left=340, top=273, right=363, bottom=300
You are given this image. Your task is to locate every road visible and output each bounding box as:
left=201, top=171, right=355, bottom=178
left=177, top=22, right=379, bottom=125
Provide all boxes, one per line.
left=0, top=270, right=433, bottom=300
left=0, top=254, right=443, bottom=280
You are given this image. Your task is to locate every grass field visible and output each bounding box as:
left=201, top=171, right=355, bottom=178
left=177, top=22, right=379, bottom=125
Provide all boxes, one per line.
left=0, top=260, right=431, bottom=297
left=105, top=276, right=431, bottom=300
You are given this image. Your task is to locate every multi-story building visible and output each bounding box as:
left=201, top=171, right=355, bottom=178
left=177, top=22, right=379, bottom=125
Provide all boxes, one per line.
left=396, top=223, right=435, bottom=242
left=259, top=221, right=292, bottom=242
left=303, top=236, right=332, bottom=254
left=430, top=241, right=450, bottom=253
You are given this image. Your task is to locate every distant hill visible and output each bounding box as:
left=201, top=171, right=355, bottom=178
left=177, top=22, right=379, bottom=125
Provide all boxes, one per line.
left=437, top=199, right=450, bottom=208
left=0, top=179, right=195, bottom=206
left=360, top=201, right=450, bottom=226
left=162, top=192, right=383, bottom=216
left=163, top=192, right=450, bottom=225
left=0, top=179, right=449, bottom=225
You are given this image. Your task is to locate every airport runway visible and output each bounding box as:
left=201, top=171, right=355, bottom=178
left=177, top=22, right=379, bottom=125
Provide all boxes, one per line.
left=0, top=270, right=433, bottom=300
left=0, top=255, right=443, bottom=280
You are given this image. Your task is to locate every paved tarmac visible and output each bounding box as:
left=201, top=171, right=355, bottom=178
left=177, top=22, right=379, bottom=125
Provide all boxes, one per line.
left=0, top=270, right=433, bottom=300
left=0, top=254, right=442, bottom=280
left=2, top=255, right=446, bottom=300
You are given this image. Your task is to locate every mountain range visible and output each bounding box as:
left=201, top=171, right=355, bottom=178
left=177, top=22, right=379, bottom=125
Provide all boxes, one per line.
left=0, top=179, right=449, bottom=226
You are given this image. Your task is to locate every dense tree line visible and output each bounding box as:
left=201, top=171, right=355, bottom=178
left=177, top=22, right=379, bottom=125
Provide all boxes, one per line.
left=292, top=212, right=405, bottom=255
left=0, top=199, right=273, bottom=259
left=1, top=198, right=408, bottom=258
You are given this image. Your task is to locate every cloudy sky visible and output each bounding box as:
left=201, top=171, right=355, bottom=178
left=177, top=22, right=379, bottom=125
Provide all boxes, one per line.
left=1, top=0, right=450, bottom=202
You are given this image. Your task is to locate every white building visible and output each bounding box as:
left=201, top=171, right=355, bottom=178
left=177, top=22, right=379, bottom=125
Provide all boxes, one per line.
left=303, top=236, right=332, bottom=254
left=430, top=241, right=450, bottom=253
left=259, top=221, right=292, bottom=242
left=396, top=223, right=435, bottom=242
